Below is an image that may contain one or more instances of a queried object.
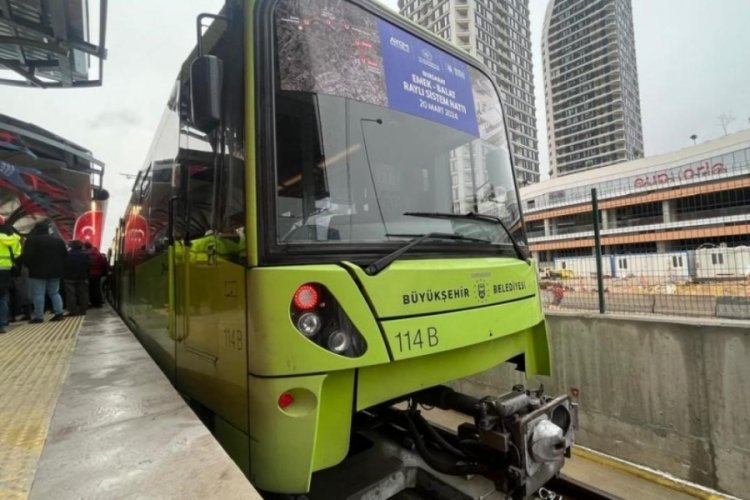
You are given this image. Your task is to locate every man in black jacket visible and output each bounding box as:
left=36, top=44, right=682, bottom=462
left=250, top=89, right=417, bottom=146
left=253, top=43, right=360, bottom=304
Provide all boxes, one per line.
left=22, top=222, right=66, bottom=323
left=64, top=240, right=90, bottom=316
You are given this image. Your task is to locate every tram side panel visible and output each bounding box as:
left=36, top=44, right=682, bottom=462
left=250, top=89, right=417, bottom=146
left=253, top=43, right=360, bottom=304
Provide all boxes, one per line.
left=131, top=253, right=175, bottom=382
left=118, top=206, right=173, bottom=379
left=173, top=240, right=251, bottom=471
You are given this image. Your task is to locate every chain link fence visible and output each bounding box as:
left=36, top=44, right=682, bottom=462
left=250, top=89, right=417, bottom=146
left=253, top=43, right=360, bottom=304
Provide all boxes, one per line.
left=539, top=249, right=750, bottom=319
left=529, top=145, right=750, bottom=320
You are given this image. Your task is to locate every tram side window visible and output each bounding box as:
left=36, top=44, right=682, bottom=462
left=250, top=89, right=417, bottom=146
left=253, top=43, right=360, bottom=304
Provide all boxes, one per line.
left=130, top=80, right=182, bottom=258
left=215, top=15, right=246, bottom=262
left=176, top=70, right=217, bottom=243
left=275, top=95, right=329, bottom=241
left=173, top=13, right=245, bottom=261
left=123, top=174, right=149, bottom=262
left=149, top=159, right=176, bottom=252
left=179, top=150, right=215, bottom=242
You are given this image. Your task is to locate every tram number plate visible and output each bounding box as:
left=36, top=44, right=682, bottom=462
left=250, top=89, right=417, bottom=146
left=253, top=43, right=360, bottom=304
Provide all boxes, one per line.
left=394, top=327, right=439, bottom=353
left=223, top=328, right=243, bottom=351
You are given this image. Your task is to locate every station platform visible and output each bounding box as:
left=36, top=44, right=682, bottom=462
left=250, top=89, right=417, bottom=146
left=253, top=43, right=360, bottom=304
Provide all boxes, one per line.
left=0, top=307, right=259, bottom=500
left=0, top=305, right=734, bottom=500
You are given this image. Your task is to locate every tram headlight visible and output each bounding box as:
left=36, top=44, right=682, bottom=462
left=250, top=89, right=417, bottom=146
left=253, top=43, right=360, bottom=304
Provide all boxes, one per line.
left=296, top=312, right=322, bottom=337
left=327, top=330, right=351, bottom=353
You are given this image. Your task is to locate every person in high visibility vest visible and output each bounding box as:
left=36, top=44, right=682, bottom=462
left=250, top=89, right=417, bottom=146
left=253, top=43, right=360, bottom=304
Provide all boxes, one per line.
left=0, top=216, right=22, bottom=333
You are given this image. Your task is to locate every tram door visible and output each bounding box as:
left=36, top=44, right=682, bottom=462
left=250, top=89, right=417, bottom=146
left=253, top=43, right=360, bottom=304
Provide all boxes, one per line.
left=169, top=46, right=249, bottom=451
left=167, top=16, right=249, bottom=467
left=171, top=153, right=222, bottom=391
left=170, top=145, right=249, bottom=467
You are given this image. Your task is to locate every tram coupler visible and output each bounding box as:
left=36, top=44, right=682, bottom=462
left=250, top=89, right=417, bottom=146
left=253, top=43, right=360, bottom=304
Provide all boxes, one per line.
left=411, top=385, right=578, bottom=499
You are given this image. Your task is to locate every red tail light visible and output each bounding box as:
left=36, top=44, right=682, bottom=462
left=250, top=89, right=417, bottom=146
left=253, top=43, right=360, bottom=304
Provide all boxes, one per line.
left=278, top=392, right=295, bottom=409
left=293, top=284, right=320, bottom=310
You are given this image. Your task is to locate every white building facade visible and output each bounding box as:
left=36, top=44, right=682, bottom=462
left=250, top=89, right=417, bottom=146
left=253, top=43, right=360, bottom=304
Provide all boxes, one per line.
left=521, top=130, right=750, bottom=267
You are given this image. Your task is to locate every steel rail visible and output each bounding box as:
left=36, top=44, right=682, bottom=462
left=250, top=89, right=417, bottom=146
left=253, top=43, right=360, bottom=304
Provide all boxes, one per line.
left=541, top=474, right=622, bottom=500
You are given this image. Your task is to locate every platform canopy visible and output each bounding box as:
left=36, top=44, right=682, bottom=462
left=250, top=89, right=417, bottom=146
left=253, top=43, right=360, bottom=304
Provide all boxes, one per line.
left=0, top=0, right=107, bottom=88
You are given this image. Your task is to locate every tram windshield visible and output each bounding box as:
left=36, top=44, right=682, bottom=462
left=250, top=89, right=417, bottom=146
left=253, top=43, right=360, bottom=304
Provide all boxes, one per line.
left=273, top=0, right=521, bottom=248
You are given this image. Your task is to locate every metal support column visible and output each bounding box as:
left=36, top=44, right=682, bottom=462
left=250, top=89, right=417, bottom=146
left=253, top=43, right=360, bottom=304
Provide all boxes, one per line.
left=592, top=188, right=605, bottom=313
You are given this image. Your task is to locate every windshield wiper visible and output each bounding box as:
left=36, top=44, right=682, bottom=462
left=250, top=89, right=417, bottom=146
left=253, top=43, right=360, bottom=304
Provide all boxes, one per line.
left=404, top=212, right=529, bottom=261
left=365, top=232, right=492, bottom=276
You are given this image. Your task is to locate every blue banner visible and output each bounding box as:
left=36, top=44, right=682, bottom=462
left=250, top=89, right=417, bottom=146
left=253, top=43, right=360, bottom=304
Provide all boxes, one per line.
left=378, top=20, right=479, bottom=137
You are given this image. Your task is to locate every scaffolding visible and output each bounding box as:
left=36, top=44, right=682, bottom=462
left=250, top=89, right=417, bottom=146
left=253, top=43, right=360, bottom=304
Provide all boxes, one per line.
left=0, top=0, right=107, bottom=88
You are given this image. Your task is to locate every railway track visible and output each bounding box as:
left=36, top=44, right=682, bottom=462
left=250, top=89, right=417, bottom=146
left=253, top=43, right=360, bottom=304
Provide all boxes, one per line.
left=539, top=474, right=621, bottom=500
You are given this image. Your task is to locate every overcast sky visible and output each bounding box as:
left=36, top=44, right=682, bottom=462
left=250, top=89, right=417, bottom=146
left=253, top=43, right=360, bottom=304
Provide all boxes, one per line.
left=1, top=0, right=748, bottom=250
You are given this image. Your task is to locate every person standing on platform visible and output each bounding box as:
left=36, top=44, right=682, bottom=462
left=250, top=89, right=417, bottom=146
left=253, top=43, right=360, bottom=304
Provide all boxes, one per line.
left=11, top=264, right=32, bottom=322
left=22, top=221, right=66, bottom=323
left=0, top=218, right=22, bottom=333
left=64, top=240, right=89, bottom=316
left=84, top=242, right=108, bottom=308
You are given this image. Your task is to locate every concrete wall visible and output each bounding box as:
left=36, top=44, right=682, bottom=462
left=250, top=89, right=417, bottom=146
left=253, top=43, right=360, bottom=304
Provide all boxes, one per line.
left=454, top=312, right=750, bottom=497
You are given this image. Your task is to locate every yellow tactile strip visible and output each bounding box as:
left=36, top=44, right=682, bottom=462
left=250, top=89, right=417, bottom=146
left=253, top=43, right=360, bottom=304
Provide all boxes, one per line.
left=0, top=316, right=84, bottom=500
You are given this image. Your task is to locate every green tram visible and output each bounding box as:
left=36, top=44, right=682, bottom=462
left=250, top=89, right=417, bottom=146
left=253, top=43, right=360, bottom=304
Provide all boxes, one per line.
left=113, top=0, right=576, bottom=497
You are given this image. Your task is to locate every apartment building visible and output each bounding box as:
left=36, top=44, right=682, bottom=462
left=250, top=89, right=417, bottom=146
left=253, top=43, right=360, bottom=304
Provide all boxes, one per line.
left=542, top=0, right=644, bottom=177
left=399, top=0, right=540, bottom=184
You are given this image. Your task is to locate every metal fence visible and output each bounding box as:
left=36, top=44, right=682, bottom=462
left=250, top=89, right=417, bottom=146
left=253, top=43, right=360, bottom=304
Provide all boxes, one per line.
left=530, top=160, right=750, bottom=319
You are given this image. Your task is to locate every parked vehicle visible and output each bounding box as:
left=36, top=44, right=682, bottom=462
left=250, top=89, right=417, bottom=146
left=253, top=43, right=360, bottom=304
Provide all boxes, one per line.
left=540, top=267, right=575, bottom=279
left=554, top=255, right=614, bottom=278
